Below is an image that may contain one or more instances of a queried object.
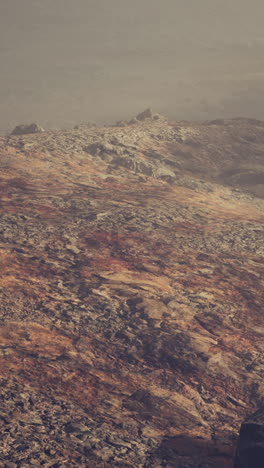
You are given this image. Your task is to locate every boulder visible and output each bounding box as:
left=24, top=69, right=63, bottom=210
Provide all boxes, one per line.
left=128, top=117, right=139, bottom=125
left=155, top=165, right=176, bottom=181
left=136, top=108, right=153, bottom=121
left=235, top=407, right=264, bottom=468
left=11, top=123, right=45, bottom=135
left=84, top=141, right=117, bottom=156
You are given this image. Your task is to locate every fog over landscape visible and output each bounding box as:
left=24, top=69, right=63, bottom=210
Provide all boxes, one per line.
left=1, top=2, right=264, bottom=467
left=1, top=0, right=264, bottom=132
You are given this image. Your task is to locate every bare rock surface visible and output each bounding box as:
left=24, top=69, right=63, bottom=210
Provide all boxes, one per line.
left=0, top=115, right=263, bottom=466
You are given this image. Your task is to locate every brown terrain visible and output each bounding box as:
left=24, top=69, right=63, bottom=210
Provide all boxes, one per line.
left=0, top=113, right=263, bottom=467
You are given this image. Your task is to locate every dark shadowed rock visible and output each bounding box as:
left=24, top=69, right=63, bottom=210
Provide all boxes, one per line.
left=136, top=108, right=153, bottom=121
left=0, top=116, right=263, bottom=467
left=11, top=123, right=45, bottom=135
left=148, top=435, right=234, bottom=468
left=235, top=407, right=264, bottom=468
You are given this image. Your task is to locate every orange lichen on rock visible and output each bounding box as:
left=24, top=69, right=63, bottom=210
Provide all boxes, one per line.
left=0, top=118, right=263, bottom=466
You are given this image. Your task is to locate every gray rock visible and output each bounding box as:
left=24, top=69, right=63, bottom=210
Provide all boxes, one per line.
left=115, top=120, right=128, bottom=127
left=155, top=165, right=176, bottom=181
left=11, top=123, right=45, bottom=135
left=235, top=407, right=264, bottom=468
left=128, top=117, right=139, bottom=125
left=136, top=108, right=153, bottom=121
left=84, top=141, right=119, bottom=159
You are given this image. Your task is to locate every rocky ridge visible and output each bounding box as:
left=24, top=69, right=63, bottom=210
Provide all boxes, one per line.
left=0, top=115, right=263, bottom=467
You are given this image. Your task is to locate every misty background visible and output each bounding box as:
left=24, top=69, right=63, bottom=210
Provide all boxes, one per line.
left=1, top=0, right=264, bottom=134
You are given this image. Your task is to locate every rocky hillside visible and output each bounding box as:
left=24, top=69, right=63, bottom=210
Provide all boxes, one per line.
left=0, top=114, right=263, bottom=467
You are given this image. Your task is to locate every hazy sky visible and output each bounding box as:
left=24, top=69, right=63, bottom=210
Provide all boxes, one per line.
left=1, top=0, right=264, bottom=132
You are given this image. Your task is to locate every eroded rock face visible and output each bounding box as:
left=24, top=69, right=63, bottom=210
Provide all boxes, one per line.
left=11, top=123, right=45, bottom=135
left=235, top=408, right=264, bottom=468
